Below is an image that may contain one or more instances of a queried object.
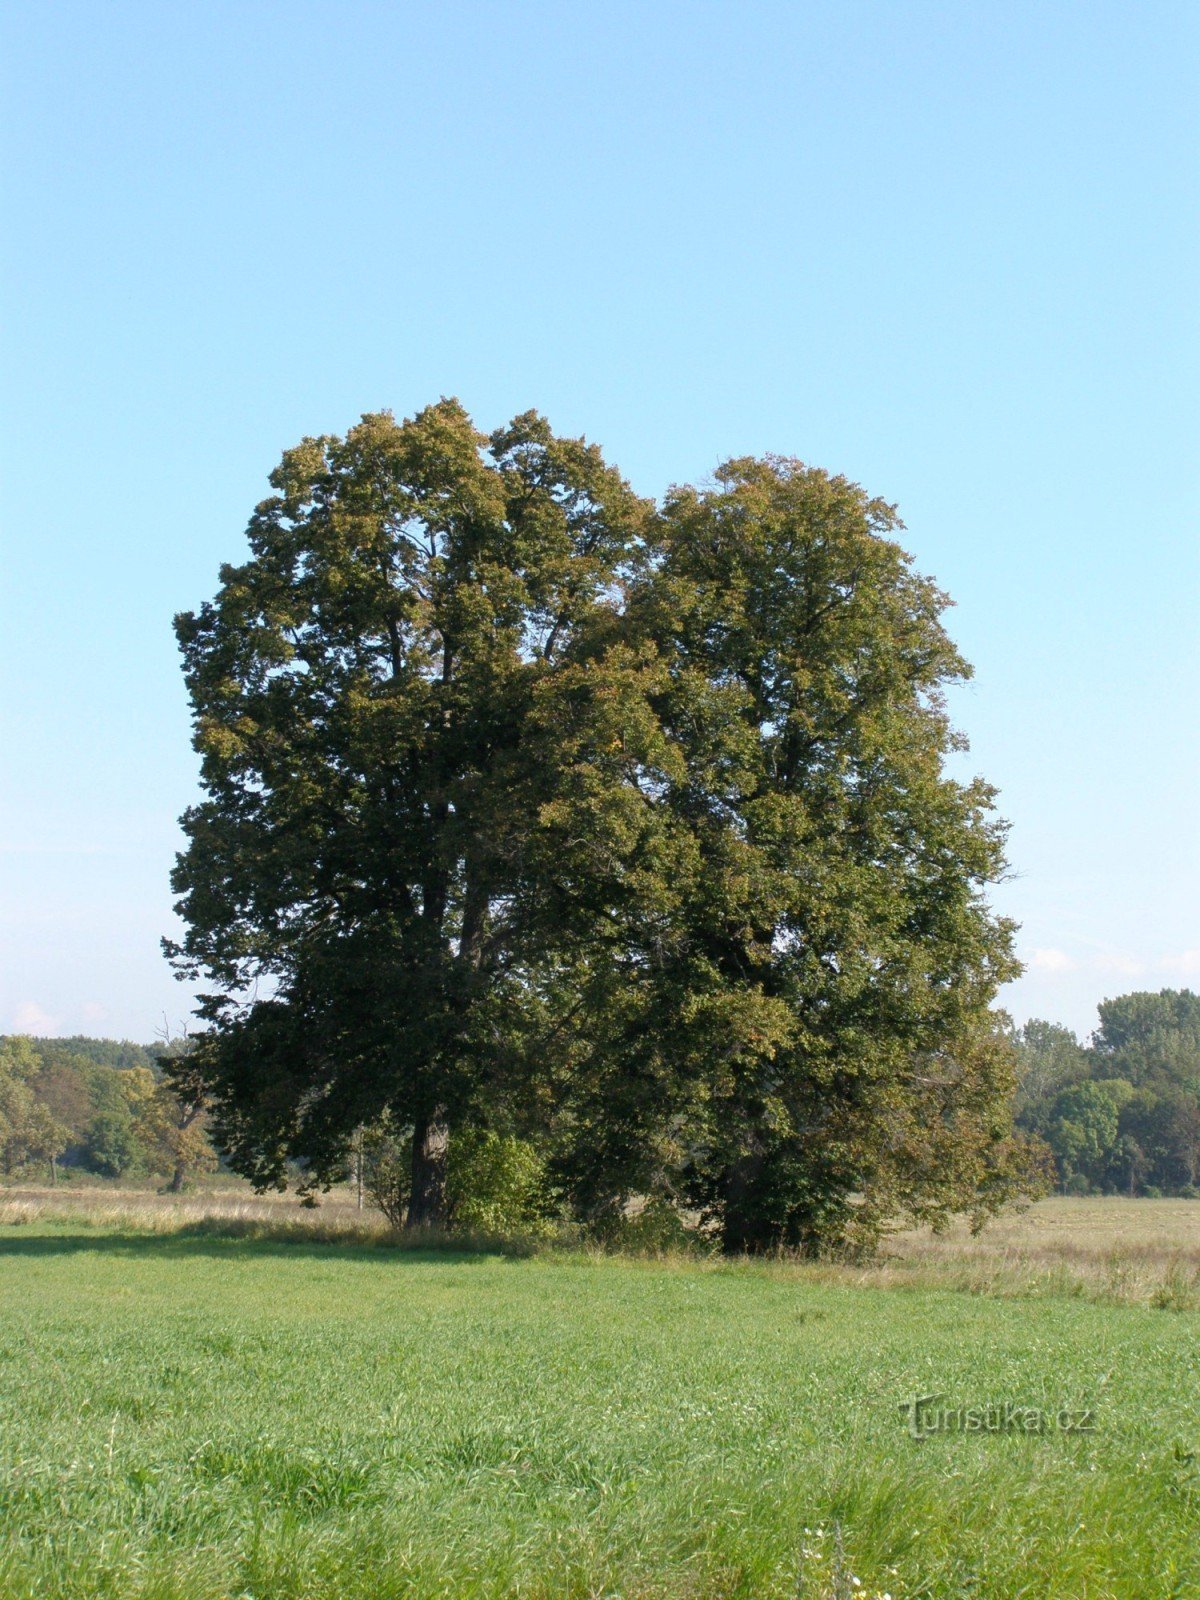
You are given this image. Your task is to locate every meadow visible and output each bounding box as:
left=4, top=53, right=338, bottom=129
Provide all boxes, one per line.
left=1, top=1194, right=1197, bottom=1600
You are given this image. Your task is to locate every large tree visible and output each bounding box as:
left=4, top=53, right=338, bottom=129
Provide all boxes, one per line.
left=171, top=405, right=1038, bottom=1247
left=525, top=456, right=1034, bottom=1249
left=168, top=400, right=651, bottom=1221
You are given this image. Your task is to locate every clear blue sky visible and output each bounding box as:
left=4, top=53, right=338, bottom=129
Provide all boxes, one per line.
left=1, top=1, right=1196, bottom=1044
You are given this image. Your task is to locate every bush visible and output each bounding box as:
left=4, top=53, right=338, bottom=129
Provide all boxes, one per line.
left=360, top=1121, right=552, bottom=1235
left=447, top=1129, right=553, bottom=1235
left=1175, top=1184, right=1199, bottom=1201
left=1143, top=1185, right=1164, bottom=1199
left=360, top=1117, right=412, bottom=1228
left=1064, top=1173, right=1092, bottom=1196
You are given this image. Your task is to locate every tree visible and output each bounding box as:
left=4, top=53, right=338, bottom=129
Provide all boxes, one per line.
left=1118, top=1085, right=1200, bottom=1192
left=139, top=1079, right=218, bottom=1192
left=0, top=1037, right=69, bottom=1181
left=28, top=1052, right=94, bottom=1153
left=82, top=1108, right=141, bottom=1179
left=1043, top=1081, right=1126, bottom=1190
left=1011, top=1019, right=1091, bottom=1125
left=1093, top=990, right=1200, bottom=1092
left=151, top=1032, right=218, bottom=1191
left=529, top=455, right=1036, bottom=1249
left=171, top=405, right=1040, bottom=1250
left=169, top=401, right=652, bottom=1224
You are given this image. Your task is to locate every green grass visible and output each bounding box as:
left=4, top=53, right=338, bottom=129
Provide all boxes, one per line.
left=1, top=1216, right=1198, bottom=1599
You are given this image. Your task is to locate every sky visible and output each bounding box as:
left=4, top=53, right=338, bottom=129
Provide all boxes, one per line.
left=1, top=0, right=1196, bottom=1045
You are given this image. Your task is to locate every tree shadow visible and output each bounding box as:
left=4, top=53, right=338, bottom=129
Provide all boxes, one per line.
left=0, top=1226, right=523, bottom=1265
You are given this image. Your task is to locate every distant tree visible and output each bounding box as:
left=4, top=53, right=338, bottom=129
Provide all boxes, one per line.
left=81, top=1108, right=141, bottom=1179
left=0, top=1038, right=69, bottom=1179
left=1118, top=1085, right=1200, bottom=1192
left=1006, top=994, right=1200, bottom=1196
left=1044, top=1081, right=1123, bottom=1190
left=1107, top=1132, right=1149, bottom=1197
left=1093, top=990, right=1200, bottom=1091
left=74, top=1062, right=148, bottom=1179
left=29, top=1054, right=94, bottom=1151
left=147, top=1046, right=218, bottom=1191
left=1011, top=1019, right=1091, bottom=1125
left=40, top=1037, right=159, bottom=1072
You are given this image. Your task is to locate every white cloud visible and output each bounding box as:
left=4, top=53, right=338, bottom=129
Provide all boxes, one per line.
left=1162, top=949, right=1200, bottom=978
left=1028, top=947, right=1077, bottom=973
left=9, top=1001, right=59, bottom=1035
left=82, top=1001, right=110, bottom=1026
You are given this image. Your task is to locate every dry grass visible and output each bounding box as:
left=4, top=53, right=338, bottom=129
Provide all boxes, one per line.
left=0, top=1183, right=392, bottom=1241
left=822, top=1196, right=1200, bottom=1309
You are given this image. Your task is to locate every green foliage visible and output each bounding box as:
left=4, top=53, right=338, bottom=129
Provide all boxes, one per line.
left=446, top=1129, right=553, bottom=1235
left=360, top=1120, right=553, bottom=1236
left=0, top=1039, right=70, bottom=1178
left=529, top=455, right=1033, bottom=1251
left=1045, top=1082, right=1122, bottom=1181
left=1014, top=993, right=1200, bottom=1195
left=1012, top=1018, right=1091, bottom=1120
left=41, top=1037, right=159, bottom=1072
left=1094, top=989, right=1200, bottom=1088
left=81, top=1107, right=142, bottom=1179
left=0, top=1035, right=217, bottom=1187
left=168, top=401, right=653, bottom=1222
left=169, top=403, right=1038, bottom=1251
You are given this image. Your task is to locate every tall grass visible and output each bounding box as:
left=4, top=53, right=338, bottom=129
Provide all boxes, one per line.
left=0, top=1199, right=1197, bottom=1597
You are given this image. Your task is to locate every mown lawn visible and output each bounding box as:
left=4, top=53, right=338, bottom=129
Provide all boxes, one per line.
left=1, top=1221, right=1197, bottom=1599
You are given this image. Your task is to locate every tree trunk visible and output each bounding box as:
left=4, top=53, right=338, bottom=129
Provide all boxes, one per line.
left=407, top=1113, right=449, bottom=1228
left=721, top=1150, right=773, bottom=1254
left=169, top=1161, right=185, bottom=1193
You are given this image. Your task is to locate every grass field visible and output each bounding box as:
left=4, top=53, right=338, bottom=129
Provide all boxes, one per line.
left=1, top=1196, right=1198, bottom=1599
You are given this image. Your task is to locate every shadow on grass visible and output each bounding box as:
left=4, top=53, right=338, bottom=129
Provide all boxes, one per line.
left=0, top=1223, right=532, bottom=1265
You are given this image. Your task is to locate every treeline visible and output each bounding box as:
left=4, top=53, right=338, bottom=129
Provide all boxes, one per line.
left=7, top=986, right=1197, bottom=1209
left=0, top=1036, right=216, bottom=1189
left=1013, top=989, right=1200, bottom=1196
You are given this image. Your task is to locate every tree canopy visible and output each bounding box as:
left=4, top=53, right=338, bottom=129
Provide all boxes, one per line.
left=1014, top=991, right=1200, bottom=1195
left=168, top=400, right=1040, bottom=1251
left=0, top=1035, right=216, bottom=1187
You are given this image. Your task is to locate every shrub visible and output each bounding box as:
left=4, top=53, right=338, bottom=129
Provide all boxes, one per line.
left=447, top=1129, right=553, bottom=1235
left=360, top=1121, right=552, bottom=1235
left=360, top=1117, right=412, bottom=1228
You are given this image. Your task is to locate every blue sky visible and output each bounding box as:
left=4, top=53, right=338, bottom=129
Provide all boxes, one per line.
left=1, top=0, right=1196, bottom=1044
